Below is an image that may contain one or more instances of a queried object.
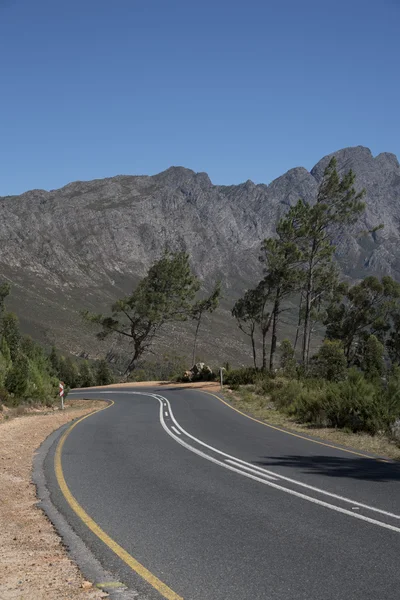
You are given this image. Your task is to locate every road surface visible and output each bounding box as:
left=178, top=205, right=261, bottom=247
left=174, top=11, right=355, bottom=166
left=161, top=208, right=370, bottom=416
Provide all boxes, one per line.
left=45, top=386, right=400, bottom=600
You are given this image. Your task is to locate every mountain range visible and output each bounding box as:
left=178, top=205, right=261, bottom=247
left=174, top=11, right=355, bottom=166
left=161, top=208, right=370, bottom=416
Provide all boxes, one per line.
left=1, top=146, right=399, bottom=367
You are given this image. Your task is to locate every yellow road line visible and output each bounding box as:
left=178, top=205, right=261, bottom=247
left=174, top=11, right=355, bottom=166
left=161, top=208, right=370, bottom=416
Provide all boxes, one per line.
left=200, top=390, right=391, bottom=462
left=54, top=399, right=184, bottom=600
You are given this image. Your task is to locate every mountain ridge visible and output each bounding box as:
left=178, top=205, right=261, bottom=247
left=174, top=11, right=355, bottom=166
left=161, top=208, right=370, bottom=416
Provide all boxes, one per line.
left=1, top=146, right=399, bottom=366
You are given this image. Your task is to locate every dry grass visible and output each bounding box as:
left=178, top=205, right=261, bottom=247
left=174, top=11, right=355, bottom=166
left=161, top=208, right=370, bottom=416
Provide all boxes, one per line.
left=227, top=386, right=400, bottom=461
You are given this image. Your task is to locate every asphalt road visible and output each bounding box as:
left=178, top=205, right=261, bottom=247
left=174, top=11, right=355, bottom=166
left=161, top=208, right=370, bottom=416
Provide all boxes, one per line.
left=46, top=386, right=400, bottom=600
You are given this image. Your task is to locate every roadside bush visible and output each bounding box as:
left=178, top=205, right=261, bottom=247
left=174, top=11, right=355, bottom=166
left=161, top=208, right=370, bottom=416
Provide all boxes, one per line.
left=279, top=340, right=297, bottom=378
left=253, top=375, right=275, bottom=396
left=361, top=335, right=385, bottom=382
left=311, top=340, right=347, bottom=382
left=5, top=353, right=29, bottom=401
left=270, top=379, right=303, bottom=410
left=289, top=387, right=328, bottom=427
left=131, top=354, right=187, bottom=382
left=96, top=359, right=114, bottom=386
left=325, top=369, right=380, bottom=433
left=224, top=367, right=260, bottom=386
left=0, top=387, right=10, bottom=407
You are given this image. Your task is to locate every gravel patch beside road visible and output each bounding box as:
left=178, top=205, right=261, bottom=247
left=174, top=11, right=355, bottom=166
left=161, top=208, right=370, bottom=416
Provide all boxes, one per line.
left=0, top=400, right=108, bottom=600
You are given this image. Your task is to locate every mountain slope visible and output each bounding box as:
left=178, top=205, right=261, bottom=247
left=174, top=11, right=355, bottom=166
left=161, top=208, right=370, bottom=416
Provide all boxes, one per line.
left=1, top=146, right=399, bottom=366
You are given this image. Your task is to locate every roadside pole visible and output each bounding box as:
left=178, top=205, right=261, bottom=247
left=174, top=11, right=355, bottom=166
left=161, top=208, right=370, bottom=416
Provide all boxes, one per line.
left=59, top=381, right=64, bottom=410
left=219, top=367, right=225, bottom=390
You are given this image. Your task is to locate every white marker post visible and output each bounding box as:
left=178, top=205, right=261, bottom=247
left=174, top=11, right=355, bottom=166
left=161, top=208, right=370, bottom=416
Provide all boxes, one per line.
left=59, top=381, right=65, bottom=410
left=219, top=367, right=225, bottom=390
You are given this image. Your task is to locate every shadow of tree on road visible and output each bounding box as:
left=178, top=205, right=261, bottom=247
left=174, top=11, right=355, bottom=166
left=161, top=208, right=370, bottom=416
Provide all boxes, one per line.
left=254, top=455, right=400, bottom=483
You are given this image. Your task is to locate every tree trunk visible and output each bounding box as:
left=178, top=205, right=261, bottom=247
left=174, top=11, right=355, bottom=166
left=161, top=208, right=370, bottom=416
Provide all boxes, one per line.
left=251, top=326, right=257, bottom=369
left=302, top=270, right=313, bottom=367
left=306, top=321, right=313, bottom=364
left=269, top=291, right=280, bottom=372
left=293, top=293, right=303, bottom=352
left=125, top=347, right=141, bottom=377
left=192, top=315, right=202, bottom=367
left=262, top=331, right=267, bottom=371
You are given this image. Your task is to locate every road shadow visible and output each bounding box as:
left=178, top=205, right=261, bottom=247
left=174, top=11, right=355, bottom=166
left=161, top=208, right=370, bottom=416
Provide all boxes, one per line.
left=254, top=455, right=400, bottom=483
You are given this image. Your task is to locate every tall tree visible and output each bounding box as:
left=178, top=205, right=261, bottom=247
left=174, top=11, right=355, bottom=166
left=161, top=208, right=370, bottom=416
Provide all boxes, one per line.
left=84, top=251, right=200, bottom=375
left=190, top=281, right=221, bottom=366
left=387, top=312, right=400, bottom=366
left=232, top=282, right=271, bottom=369
left=0, top=282, right=10, bottom=317
left=260, top=217, right=302, bottom=371
left=49, top=346, right=60, bottom=376
left=2, top=312, right=21, bottom=361
left=287, top=158, right=366, bottom=366
left=5, top=353, right=29, bottom=398
left=325, top=276, right=400, bottom=365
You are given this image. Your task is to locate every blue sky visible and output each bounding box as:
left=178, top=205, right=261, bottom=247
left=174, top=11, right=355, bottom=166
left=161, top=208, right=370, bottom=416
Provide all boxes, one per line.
left=1, top=0, right=399, bottom=195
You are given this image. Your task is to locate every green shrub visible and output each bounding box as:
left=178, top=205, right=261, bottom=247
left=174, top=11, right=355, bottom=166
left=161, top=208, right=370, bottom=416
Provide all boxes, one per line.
left=131, top=354, right=187, bottom=382
left=361, top=335, right=385, bottom=381
left=225, top=367, right=260, bottom=386
left=270, top=379, right=304, bottom=410
left=325, top=369, right=380, bottom=433
left=279, top=340, right=297, bottom=377
left=5, top=353, right=29, bottom=401
left=79, top=360, right=95, bottom=387
left=253, top=375, right=275, bottom=396
left=0, top=387, right=10, bottom=406
left=311, top=340, right=347, bottom=382
left=289, top=387, right=328, bottom=427
left=96, top=359, right=114, bottom=386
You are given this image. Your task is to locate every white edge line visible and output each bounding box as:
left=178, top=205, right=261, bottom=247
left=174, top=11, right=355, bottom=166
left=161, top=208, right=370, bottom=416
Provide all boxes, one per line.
left=159, top=394, right=400, bottom=522
left=77, top=390, right=400, bottom=529
left=155, top=398, right=400, bottom=534
left=226, top=459, right=278, bottom=480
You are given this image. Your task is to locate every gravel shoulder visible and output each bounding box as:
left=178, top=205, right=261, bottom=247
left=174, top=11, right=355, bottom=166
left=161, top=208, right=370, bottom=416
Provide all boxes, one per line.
left=0, top=399, right=109, bottom=600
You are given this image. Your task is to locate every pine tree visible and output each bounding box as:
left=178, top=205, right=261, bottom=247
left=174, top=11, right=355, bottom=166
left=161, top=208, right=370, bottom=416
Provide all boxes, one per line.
left=49, top=346, right=60, bottom=376
left=260, top=216, right=302, bottom=371
left=326, top=276, right=400, bottom=365
left=191, top=281, right=221, bottom=366
left=232, top=283, right=271, bottom=369
left=287, top=158, right=366, bottom=366
left=5, top=353, right=29, bottom=398
left=84, top=251, right=200, bottom=375
left=2, top=312, right=21, bottom=361
left=312, top=340, right=347, bottom=382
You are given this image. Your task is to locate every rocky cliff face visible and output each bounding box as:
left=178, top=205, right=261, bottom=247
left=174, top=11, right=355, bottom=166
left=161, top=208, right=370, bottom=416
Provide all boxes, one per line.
left=1, top=146, right=399, bottom=365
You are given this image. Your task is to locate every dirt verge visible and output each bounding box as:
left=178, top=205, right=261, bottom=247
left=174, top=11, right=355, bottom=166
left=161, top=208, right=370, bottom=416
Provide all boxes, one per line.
left=0, top=399, right=109, bottom=599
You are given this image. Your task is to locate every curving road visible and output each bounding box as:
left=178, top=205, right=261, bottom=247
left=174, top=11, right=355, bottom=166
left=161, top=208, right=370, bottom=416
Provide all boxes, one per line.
left=45, top=386, right=400, bottom=600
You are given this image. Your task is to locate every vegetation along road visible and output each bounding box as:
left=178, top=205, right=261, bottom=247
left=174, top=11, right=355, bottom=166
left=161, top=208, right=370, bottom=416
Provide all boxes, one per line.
left=43, top=385, right=400, bottom=600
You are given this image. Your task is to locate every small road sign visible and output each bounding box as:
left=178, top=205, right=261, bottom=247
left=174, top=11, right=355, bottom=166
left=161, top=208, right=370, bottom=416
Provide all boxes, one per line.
left=59, top=381, right=65, bottom=410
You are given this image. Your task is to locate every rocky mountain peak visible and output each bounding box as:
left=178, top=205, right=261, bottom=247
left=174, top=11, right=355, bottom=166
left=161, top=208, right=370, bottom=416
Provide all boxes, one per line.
left=1, top=146, right=399, bottom=364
